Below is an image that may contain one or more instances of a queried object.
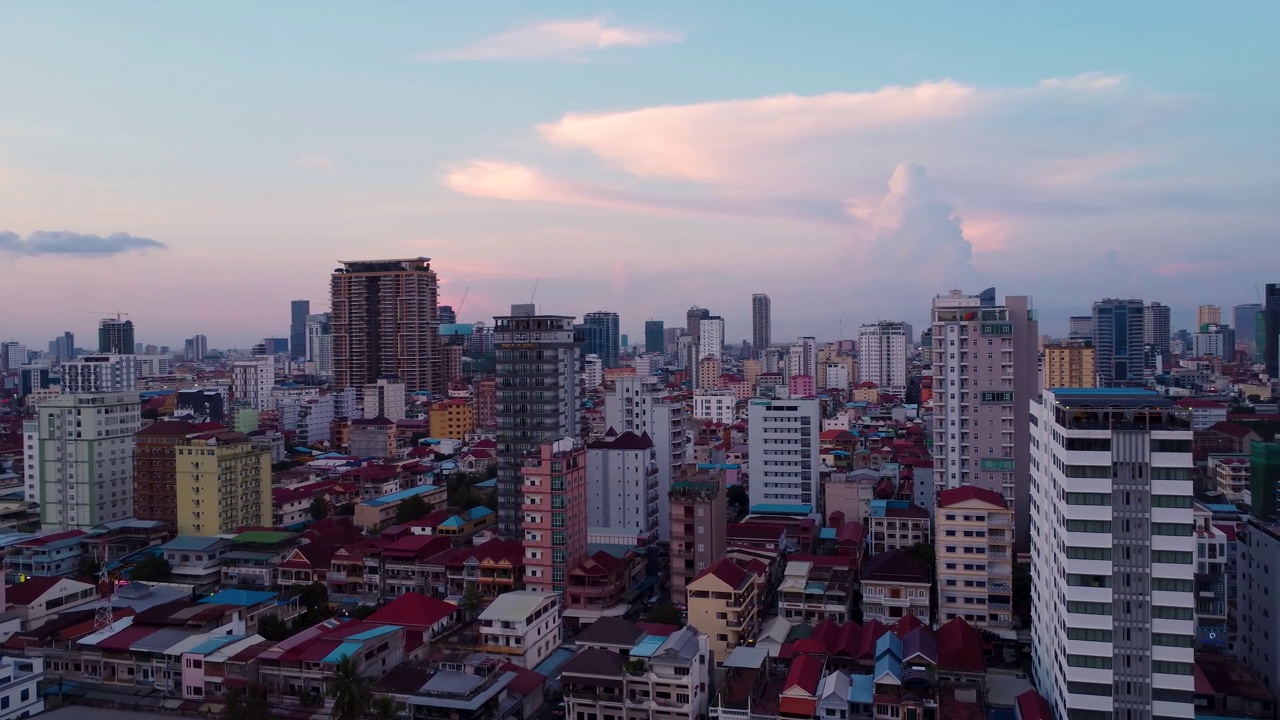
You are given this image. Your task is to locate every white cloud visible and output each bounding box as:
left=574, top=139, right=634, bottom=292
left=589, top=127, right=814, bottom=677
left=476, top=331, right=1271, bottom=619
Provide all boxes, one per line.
left=423, top=18, right=682, bottom=62
left=294, top=154, right=336, bottom=172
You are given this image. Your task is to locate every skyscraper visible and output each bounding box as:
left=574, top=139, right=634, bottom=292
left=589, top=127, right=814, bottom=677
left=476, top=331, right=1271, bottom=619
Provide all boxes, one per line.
left=1068, top=316, right=1093, bottom=340
left=1197, top=304, right=1222, bottom=330
left=697, top=316, right=725, bottom=361
left=929, top=289, right=1037, bottom=549
left=751, top=294, right=771, bottom=358
left=1264, top=284, right=1280, bottom=377
left=494, top=307, right=581, bottom=538
left=330, top=257, right=443, bottom=394
left=686, top=306, right=710, bottom=339
left=644, top=320, right=664, bottom=354
left=305, top=313, right=332, bottom=378
left=98, top=317, right=134, bottom=354
left=1092, top=298, right=1145, bottom=386
left=603, top=376, right=686, bottom=541
left=289, top=299, right=310, bottom=359
left=438, top=305, right=457, bottom=325
left=1029, top=388, right=1195, bottom=720
left=0, top=341, right=27, bottom=372
left=857, top=321, right=911, bottom=397
left=1233, top=303, right=1263, bottom=361
left=53, top=331, right=75, bottom=362
left=1143, top=302, right=1171, bottom=349
left=62, top=354, right=137, bottom=393
left=582, top=311, right=621, bottom=369
left=185, top=334, right=208, bottom=361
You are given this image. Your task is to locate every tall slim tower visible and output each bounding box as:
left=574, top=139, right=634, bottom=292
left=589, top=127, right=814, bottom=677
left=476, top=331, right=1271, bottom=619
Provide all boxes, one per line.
left=1092, top=298, right=1145, bottom=386
left=644, top=320, right=665, bottom=354
left=1143, top=302, right=1171, bottom=350
left=686, top=306, right=710, bottom=340
left=857, top=321, right=911, bottom=397
left=1233, top=303, right=1264, bottom=361
left=1196, top=304, right=1222, bottom=330
left=698, top=316, right=725, bottom=361
left=1029, top=389, right=1195, bottom=720
left=330, top=258, right=442, bottom=394
left=1264, top=284, right=1280, bottom=377
left=290, top=299, right=310, bottom=360
left=929, top=289, right=1037, bottom=550
left=582, top=311, right=621, bottom=369
left=494, top=307, right=582, bottom=538
left=98, top=317, right=134, bottom=354
left=751, top=294, right=772, bottom=359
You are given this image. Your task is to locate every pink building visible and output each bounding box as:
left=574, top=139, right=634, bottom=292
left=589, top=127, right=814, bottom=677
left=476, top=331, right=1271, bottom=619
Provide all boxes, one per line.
left=789, top=374, right=816, bottom=397
left=521, top=438, right=587, bottom=594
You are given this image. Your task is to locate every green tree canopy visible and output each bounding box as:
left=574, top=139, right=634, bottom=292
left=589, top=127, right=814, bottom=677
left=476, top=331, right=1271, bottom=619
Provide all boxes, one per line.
left=130, top=553, right=173, bottom=582
left=645, top=603, right=683, bottom=625
left=310, top=496, right=330, bottom=521
left=330, top=655, right=373, bottom=720
left=395, top=494, right=433, bottom=524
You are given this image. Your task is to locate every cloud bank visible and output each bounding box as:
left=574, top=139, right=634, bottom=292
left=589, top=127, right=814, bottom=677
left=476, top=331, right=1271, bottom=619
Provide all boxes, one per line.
left=0, top=230, right=166, bottom=257
left=423, top=18, right=682, bottom=61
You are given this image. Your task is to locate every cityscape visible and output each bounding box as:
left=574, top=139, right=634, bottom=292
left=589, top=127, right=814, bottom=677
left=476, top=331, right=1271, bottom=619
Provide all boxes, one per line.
left=3, top=5, right=1280, bottom=720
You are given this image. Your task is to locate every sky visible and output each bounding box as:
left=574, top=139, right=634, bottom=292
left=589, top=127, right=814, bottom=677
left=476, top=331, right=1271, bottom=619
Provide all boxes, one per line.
left=2, top=1, right=1279, bottom=349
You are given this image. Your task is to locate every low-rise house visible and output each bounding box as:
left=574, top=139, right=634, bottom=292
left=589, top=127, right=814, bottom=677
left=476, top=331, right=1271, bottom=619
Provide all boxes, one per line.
left=1209, top=455, right=1251, bottom=502
left=160, top=536, right=230, bottom=591
left=861, top=549, right=931, bottom=624
left=868, top=499, right=930, bottom=555
left=82, top=519, right=170, bottom=566
left=257, top=619, right=405, bottom=701
left=476, top=591, right=561, bottom=669
left=367, top=592, right=460, bottom=657
left=436, top=539, right=525, bottom=601
left=178, top=633, right=269, bottom=701
left=405, top=506, right=496, bottom=541
left=377, top=655, right=526, bottom=720
left=5, top=530, right=87, bottom=579
left=1194, top=652, right=1274, bottom=720
left=687, top=558, right=761, bottom=665
left=563, top=624, right=711, bottom=720
left=219, top=531, right=300, bottom=589
left=6, top=577, right=98, bottom=630
left=355, top=485, right=447, bottom=532
left=564, top=549, right=645, bottom=628
left=367, top=534, right=453, bottom=599
left=777, top=556, right=857, bottom=625
left=778, top=653, right=824, bottom=720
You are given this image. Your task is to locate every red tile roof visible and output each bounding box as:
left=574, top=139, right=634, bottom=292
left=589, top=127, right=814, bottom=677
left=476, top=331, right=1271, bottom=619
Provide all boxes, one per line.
left=783, top=653, right=823, bottom=695
left=367, top=592, right=458, bottom=629
left=938, top=485, right=1008, bottom=509
left=862, top=550, right=929, bottom=584
left=19, top=530, right=87, bottom=546
left=694, top=557, right=750, bottom=590
left=6, top=577, right=73, bottom=605
left=498, top=662, right=547, bottom=696
left=1207, top=421, right=1259, bottom=439
left=935, top=618, right=985, bottom=673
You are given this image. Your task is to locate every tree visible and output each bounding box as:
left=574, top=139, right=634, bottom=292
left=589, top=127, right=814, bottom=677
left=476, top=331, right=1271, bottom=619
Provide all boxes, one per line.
left=309, top=496, right=330, bottom=521
left=329, top=655, right=373, bottom=720
left=336, top=502, right=356, bottom=517
left=244, top=684, right=273, bottom=720
left=726, top=485, right=749, bottom=508
left=368, top=696, right=398, bottom=720
left=460, top=586, right=484, bottom=619
left=395, top=494, right=432, bottom=524
left=130, top=554, right=173, bottom=582
left=257, top=615, right=290, bottom=642
left=299, top=582, right=329, bottom=611
left=77, top=555, right=102, bottom=581
left=645, top=603, right=683, bottom=625
left=906, top=542, right=935, bottom=572
left=221, top=687, right=246, bottom=720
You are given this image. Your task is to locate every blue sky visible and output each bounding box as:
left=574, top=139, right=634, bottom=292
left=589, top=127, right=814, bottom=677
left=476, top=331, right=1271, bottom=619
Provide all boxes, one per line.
left=2, top=1, right=1278, bottom=347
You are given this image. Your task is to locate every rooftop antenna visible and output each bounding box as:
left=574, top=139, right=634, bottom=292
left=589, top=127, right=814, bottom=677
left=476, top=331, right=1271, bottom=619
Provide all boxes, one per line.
left=93, top=551, right=115, bottom=633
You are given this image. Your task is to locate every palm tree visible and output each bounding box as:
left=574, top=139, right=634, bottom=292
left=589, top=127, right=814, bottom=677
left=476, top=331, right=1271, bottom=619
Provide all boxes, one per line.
left=368, top=696, right=397, bottom=720
left=330, top=655, right=372, bottom=720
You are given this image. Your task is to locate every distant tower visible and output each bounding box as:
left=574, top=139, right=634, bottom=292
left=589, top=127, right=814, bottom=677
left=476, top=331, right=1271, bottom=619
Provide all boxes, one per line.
left=752, top=294, right=772, bottom=359
left=290, top=299, right=311, bottom=359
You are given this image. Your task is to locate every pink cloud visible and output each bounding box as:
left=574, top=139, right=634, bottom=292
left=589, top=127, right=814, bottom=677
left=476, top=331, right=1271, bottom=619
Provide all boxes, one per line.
left=422, top=18, right=682, bottom=61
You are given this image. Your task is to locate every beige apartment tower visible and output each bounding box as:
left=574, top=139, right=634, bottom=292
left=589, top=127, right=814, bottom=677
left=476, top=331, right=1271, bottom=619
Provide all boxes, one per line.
left=330, top=258, right=443, bottom=395
left=1043, top=340, right=1096, bottom=389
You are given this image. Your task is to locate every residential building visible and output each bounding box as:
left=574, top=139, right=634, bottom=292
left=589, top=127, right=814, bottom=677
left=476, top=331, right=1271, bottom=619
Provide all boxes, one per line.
left=5, top=530, right=88, bottom=580
left=935, top=486, right=1014, bottom=636
left=349, top=417, right=396, bottom=458
left=777, top=558, right=856, bottom=624
left=562, top=624, right=712, bottom=720
left=1233, top=303, right=1264, bottom=361
left=133, top=419, right=199, bottom=525
left=587, top=431, right=660, bottom=544
left=494, top=307, right=581, bottom=538
left=1029, top=388, right=1196, bottom=720
left=867, top=500, right=930, bottom=555
left=583, top=354, right=603, bottom=389
left=752, top=294, right=771, bottom=359
left=1193, top=323, right=1236, bottom=361
left=693, top=390, right=736, bottom=424
left=1237, top=518, right=1280, bottom=698
left=1266, top=283, right=1280, bottom=377
left=330, top=257, right=443, bottom=394
left=25, top=391, right=140, bottom=530
left=583, top=311, right=621, bottom=369
left=695, top=356, right=721, bottom=390
left=687, top=558, right=761, bottom=664
left=160, top=536, right=231, bottom=590
left=175, top=431, right=272, bottom=535
left=134, top=355, right=171, bottom=378
left=1198, top=304, right=1222, bottom=329
left=353, top=484, right=446, bottom=531
left=61, top=354, right=137, bottom=393
left=699, top=316, right=725, bottom=361
left=362, top=377, right=406, bottom=421
left=1043, top=340, right=1095, bottom=389
left=256, top=620, right=405, bottom=699
left=644, top=320, right=665, bottom=354
left=602, top=375, right=685, bottom=542
left=1068, top=315, right=1093, bottom=340
left=97, top=317, right=134, bottom=354
left=521, top=438, right=586, bottom=594
left=785, top=337, right=818, bottom=380
left=5, top=577, right=97, bottom=630
left=1092, top=297, right=1145, bottom=385
left=929, top=288, right=1037, bottom=550
left=475, top=377, right=496, bottom=428
left=687, top=306, right=710, bottom=340
left=429, top=398, right=474, bottom=440
left=1144, top=302, right=1172, bottom=370
left=669, top=471, right=728, bottom=601
left=477, top=590, right=562, bottom=669
left=230, top=357, right=274, bottom=411
left=857, top=321, right=911, bottom=397
left=747, top=397, right=820, bottom=517
left=0, top=656, right=44, bottom=720
left=1251, top=441, right=1280, bottom=522
left=860, top=549, right=931, bottom=624
left=304, top=312, right=333, bottom=378
left=289, top=299, right=310, bottom=359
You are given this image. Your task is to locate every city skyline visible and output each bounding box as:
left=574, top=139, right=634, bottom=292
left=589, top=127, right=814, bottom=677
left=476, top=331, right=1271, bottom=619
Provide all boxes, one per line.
left=2, top=3, right=1278, bottom=345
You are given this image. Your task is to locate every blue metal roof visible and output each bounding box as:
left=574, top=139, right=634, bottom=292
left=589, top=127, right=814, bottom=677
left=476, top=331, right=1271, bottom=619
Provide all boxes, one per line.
left=199, top=589, right=277, bottom=607
left=161, top=536, right=224, bottom=552
left=474, top=478, right=498, bottom=489
left=749, top=503, right=812, bottom=515
left=819, top=528, right=837, bottom=540
left=346, top=625, right=400, bottom=641
left=187, top=635, right=246, bottom=656
left=323, top=640, right=364, bottom=664
left=849, top=674, right=874, bottom=704
left=1204, top=503, right=1241, bottom=513
left=629, top=635, right=666, bottom=658
left=533, top=647, right=576, bottom=677
left=361, top=484, right=442, bottom=507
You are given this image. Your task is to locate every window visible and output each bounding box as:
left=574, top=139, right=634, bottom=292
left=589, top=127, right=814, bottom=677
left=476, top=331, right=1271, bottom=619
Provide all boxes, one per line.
left=1152, top=578, right=1192, bottom=592
left=1152, top=606, right=1193, bottom=620
left=1066, top=520, right=1111, bottom=533
left=1151, top=494, right=1193, bottom=508
left=1067, top=574, right=1111, bottom=588
left=1064, top=465, right=1111, bottom=479
left=1066, top=601, right=1111, bottom=615
left=1152, top=550, right=1193, bottom=564
left=1066, top=546, right=1111, bottom=560
left=1067, top=655, right=1112, bottom=669
left=1067, top=628, right=1112, bottom=643
left=1065, top=492, right=1110, bottom=506
left=1152, top=633, right=1194, bottom=648
left=1150, top=440, right=1192, bottom=454
left=1152, top=523, right=1192, bottom=537
left=1067, top=681, right=1113, bottom=696
left=1151, top=660, right=1194, bottom=676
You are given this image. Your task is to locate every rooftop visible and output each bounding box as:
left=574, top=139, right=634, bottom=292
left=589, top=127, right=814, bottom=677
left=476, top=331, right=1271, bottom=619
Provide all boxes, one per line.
left=362, top=484, right=443, bottom=507
left=478, top=591, right=556, bottom=622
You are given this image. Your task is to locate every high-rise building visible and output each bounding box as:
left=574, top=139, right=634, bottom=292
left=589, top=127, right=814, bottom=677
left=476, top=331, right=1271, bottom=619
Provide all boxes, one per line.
left=134, top=419, right=199, bottom=525
left=494, top=307, right=581, bottom=538
left=175, top=431, right=272, bottom=535
left=1264, top=284, right=1280, bottom=377
left=751, top=294, right=771, bottom=359
left=362, top=377, right=407, bottom=421
left=604, top=376, right=686, bottom=541
left=1029, top=388, right=1195, bottom=720
left=587, top=431, right=660, bottom=544
left=25, top=391, right=141, bottom=530
left=304, top=313, right=333, bottom=378
left=330, top=257, right=442, bottom=394
left=857, top=321, right=911, bottom=397
left=185, top=334, right=209, bottom=362
left=669, top=469, right=727, bottom=601
left=1092, top=298, right=1145, bottom=386
left=697, top=316, right=725, bottom=361
left=1144, top=302, right=1172, bottom=368
left=686, top=306, right=710, bottom=340
left=935, top=486, right=1014, bottom=636
left=1233, top=303, right=1264, bottom=361
left=438, top=305, right=457, bottom=325
left=98, top=317, right=134, bottom=354
left=520, top=438, right=587, bottom=594
left=929, top=289, right=1037, bottom=549
left=785, top=336, right=818, bottom=380
left=290, top=299, right=310, bottom=359
left=582, top=311, right=621, bottom=369
left=1197, top=304, right=1222, bottom=330
left=1237, top=517, right=1280, bottom=695
left=644, top=320, right=665, bottom=354
left=1249, top=440, right=1279, bottom=521
left=231, top=357, right=275, bottom=411
left=62, top=354, right=137, bottom=394
left=747, top=397, right=820, bottom=516
left=1042, top=340, right=1095, bottom=389
left=0, top=341, right=26, bottom=372
left=1192, top=324, right=1236, bottom=361
left=52, top=331, right=75, bottom=362
left=1068, top=316, right=1093, bottom=340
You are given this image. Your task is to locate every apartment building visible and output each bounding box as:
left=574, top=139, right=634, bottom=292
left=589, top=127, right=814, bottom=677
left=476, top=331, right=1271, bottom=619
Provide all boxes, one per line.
left=857, top=321, right=911, bottom=398
left=477, top=591, right=562, bottom=669
left=747, top=397, right=820, bottom=517
left=867, top=500, right=930, bottom=555
left=935, top=486, right=1014, bottom=637
left=428, top=398, right=474, bottom=440
left=133, top=419, right=199, bottom=526
left=521, top=438, right=587, bottom=594
left=604, top=376, right=687, bottom=542
left=586, top=430, right=660, bottom=545
left=174, top=431, right=272, bottom=536
left=1043, top=340, right=1096, bottom=389
left=687, top=558, right=761, bottom=665
left=860, top=549, right=931, bottom=624
left=563, top=624, right=712, bottom=720
left=669, top=471, right=728, bottom=601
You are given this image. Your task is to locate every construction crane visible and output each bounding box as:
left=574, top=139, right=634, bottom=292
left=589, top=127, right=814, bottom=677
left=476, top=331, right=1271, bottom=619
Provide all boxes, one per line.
left=456, top=286, right=471, bottom=315
left=90, top=311, right=131, bottom=320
